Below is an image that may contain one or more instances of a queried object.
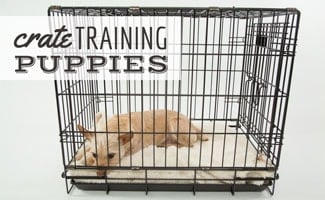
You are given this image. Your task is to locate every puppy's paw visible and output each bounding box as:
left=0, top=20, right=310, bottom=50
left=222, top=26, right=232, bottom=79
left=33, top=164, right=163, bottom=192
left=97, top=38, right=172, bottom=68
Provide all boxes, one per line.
left=201, top=134, right=209, bottom=141
left=188, top=143, right=194, bottom=148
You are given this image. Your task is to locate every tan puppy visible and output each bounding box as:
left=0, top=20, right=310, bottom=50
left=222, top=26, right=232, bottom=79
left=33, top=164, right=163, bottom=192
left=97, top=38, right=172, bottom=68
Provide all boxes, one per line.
left=76, top=110, right=208, bottom=176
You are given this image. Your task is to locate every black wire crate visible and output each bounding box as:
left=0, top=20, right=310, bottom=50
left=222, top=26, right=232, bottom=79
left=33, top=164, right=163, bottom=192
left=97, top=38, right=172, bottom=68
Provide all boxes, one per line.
left=50, top=6, right=300, bottom=195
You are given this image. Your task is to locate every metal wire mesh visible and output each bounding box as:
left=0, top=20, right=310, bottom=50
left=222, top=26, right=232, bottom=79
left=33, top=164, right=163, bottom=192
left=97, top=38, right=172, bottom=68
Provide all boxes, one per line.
left=50, top=6, right=300, bottom=194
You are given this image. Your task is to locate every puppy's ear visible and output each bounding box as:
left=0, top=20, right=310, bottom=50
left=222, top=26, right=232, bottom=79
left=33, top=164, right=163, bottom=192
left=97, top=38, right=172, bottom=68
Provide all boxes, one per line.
left=77, top=124, right=93, bottom=140
left=95, top=112, right=103, bottom=123
left=118, top=132, right=134, bottom=145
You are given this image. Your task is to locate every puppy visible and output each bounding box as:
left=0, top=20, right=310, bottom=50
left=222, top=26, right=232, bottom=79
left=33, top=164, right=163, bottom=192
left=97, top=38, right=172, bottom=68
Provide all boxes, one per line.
left=75, top=110, right=208, bottom=176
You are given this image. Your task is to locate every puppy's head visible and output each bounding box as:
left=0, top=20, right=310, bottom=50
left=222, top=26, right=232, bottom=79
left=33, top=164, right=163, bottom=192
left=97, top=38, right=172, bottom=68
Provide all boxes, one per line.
left=77, top=124, right=133, bottom=176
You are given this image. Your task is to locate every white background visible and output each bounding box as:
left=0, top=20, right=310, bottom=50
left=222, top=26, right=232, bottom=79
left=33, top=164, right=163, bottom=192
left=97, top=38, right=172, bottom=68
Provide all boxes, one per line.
left=0, top=0, right=324, bottom=199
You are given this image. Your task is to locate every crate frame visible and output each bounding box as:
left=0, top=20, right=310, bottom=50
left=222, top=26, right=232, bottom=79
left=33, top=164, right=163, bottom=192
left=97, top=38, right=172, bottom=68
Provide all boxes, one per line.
left=49, top=6, right=300, bottom=195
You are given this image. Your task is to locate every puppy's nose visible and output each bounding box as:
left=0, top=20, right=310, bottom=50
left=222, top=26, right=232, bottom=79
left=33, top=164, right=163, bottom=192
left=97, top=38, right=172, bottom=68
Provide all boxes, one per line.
left=96, top=170, right=106, bottom=177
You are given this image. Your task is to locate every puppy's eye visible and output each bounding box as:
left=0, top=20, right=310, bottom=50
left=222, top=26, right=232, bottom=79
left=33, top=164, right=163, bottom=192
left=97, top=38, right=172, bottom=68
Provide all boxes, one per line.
left=108, top=153, right=115, bottom=159
left=92, top=153, right=97, bottom=158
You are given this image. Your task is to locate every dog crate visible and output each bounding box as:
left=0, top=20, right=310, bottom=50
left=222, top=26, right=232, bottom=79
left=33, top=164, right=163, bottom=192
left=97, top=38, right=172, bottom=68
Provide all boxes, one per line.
left=50, top=6, right=300, bottom=195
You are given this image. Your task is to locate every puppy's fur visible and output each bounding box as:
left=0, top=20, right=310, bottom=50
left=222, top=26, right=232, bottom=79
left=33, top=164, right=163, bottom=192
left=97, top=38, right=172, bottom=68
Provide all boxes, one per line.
left=76, top=110, right=208, bottom=176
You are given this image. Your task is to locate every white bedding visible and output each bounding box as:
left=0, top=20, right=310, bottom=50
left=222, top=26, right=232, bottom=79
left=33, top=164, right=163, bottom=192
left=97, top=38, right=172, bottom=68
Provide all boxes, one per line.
left=67, top=122, right=275, bottom=185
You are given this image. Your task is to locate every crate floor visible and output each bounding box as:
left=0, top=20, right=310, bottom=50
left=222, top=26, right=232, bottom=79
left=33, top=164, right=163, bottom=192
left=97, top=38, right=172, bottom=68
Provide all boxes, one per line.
left=67, top=122, right=275, bottom=185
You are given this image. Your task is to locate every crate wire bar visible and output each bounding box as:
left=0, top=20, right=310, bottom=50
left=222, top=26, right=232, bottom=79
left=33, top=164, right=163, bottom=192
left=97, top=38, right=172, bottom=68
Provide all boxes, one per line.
left=50, top=6, right=300, bottom=195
